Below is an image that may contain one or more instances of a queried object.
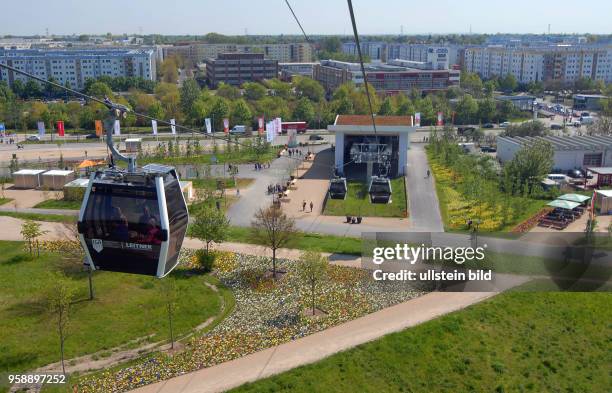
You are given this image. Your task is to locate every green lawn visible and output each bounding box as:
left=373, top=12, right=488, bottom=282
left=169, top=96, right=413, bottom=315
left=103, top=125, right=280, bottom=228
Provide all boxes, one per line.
left=0, top=241, right=228, bottom=374
left=323, top=178, right=407, bottom=218
left=34, top=199, right=82, bottom=210
left=226, top=226, right=363, bottom=256
left=189, top=177, right=254, bottom=190
left=0, top=211, right=77, bottom=223
left=138, top=150, right=278, bottom=166
left=232, top=291, right=611, bottom=393
left=0, top=197, right=13, bottom=206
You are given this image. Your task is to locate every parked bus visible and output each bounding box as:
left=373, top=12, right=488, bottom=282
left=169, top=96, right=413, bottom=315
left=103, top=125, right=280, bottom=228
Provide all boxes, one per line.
left=281, top=121, right=308, bottom=134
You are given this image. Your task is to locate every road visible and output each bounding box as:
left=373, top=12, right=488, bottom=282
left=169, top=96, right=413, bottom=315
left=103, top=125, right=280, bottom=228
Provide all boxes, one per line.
left=406, top=143, right=444, bottom=232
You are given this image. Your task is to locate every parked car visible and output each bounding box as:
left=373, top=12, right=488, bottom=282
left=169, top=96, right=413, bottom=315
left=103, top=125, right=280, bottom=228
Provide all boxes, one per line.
left=580, top=116, right=595, bottom=125
left=84, top=133, right=99, bottom=139
left=308, top=134, right=324, bottom=141
left=567, top=169, right=585, bottom=179
left=457, top=126, right=476, bottom=134
left=26, top=135, right=40, bottom=142
left=581, top=112, right=590, bottom=117
left=482, top=123, right=494, bottom=128
left=500, top=121, right=510, bottom=128
left=547, top=174, right=569, bottom=184
left=229, top=125, right=246, bottom=134
left=550, top=124, right=563, bottom=130
left=480, top=146, right=496, bottom=153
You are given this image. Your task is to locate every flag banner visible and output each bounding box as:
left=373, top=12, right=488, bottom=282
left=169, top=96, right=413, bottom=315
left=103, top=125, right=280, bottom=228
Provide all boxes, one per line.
left=258, top=116, right=264, bottom=134
left=437, top=112, right=444, bottom=126
left=114, top=119, right=121, bottom=136
left=95, top=120, right=103, bottom=137
left=0, top=123, right=4, bottom=138
left=151, top=120, right=158, bottom=135
left=414, top=112, right=421, bottom=127
left=37, top=121, right=45, bottom=137
left=205, top=118, right=212, bottom=134
left=266, top=121, right=275, bottom=143
left=170, top=118, right=176, bottom=135
left=57, top=120, right=65, bottom=137
left=275, top=117, right=282, bottom=135
left=223, top=118, right=229, bottom=134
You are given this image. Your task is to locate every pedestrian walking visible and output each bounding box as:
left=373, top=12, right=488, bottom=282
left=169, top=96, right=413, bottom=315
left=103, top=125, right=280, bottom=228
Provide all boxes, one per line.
left=426, top=169, right=430, bottom=178
left=302, top=200, right=307, bottom=211
left=309, top=201, right=313, bottom=212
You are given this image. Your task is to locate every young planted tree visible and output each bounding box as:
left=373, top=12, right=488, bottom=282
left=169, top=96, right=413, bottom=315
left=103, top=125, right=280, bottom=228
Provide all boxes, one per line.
left=251, top=206, right=296, bottom=279
left=298, top=251, right=328, bottom=316
left=47, top=272, right=75, bottom=375
left=159, top=278, right=178, bottom=350
left=190, top=205, right=230, bottom=255
left=20, top=219, right=47, bottom=257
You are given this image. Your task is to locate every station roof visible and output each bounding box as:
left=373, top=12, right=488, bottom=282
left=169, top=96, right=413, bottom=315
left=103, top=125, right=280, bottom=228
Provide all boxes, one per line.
left=589, top=167, right=612, bottom=175
left=334, top=115, right=414, bottom=127
left=497, top=135, right=612, bottom=151
left=12, top=169, right=45, bottom=175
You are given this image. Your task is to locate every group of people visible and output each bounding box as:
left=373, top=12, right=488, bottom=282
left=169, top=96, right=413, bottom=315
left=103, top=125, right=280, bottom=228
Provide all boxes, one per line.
left=110, top=205, right=162, bottom=245
left=1, top=137, right=17, bottom=145
left=286, top=148, right=303, bottom=158
left=253, top=162, right=269, bottom=171
left=302, top=200, right=314, bottom=213
left=268, top=183, right=285, bottom=195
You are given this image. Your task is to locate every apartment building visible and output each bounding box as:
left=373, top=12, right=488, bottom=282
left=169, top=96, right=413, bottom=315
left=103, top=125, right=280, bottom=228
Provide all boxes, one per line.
left=164, top=42, right=312, bottom=65
left=463, top=44, right=612, bottom=84
left=0, top=48, right=156, bottom=90
left=205, top=53, right=278, bottom=88
left=313, top=59, right=460, bottom=94
left=342, top=42, right=463, bottom=67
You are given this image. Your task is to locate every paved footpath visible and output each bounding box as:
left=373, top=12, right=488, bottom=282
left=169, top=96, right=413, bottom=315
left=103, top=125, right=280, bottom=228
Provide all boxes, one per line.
left=131, top=291, right=500, bottom=393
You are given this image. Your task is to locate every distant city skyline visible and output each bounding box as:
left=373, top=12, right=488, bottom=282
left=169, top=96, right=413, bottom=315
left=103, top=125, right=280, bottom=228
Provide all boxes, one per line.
left=1, top=0, right=611, bottom=37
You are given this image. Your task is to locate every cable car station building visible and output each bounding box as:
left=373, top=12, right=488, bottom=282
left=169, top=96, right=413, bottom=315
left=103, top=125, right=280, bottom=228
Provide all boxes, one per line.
left=329, top=115, right=416, bottom=178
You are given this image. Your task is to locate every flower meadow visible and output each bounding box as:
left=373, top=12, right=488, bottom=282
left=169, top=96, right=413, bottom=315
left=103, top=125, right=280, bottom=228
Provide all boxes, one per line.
left=76, top=250, right=425, bottom=392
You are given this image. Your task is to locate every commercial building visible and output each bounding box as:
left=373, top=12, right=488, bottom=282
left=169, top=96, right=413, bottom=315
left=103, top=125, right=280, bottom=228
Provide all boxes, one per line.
left=205, top=53, right=278, bottom=88
left=496, top=95, right=536, bottom=111
left=463, top=44, right=612, bottom=84
left=0, top=48, right=157, bottom=90
left=314, top=59, right=460, bottom=94
left=279, top=62, right=316, bottom=80
left=496, top=135, right=612, bottom=170
left=573, top=94, right=606, bottom=111
left=164, top=42, right=312, bottom=65
left=329, top=115, right=416, bottom=178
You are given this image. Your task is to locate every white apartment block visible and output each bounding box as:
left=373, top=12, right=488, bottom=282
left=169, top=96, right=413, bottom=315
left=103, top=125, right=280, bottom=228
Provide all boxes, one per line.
left=463, top=45, right=612, bottom=84
left=164, top=43, right=312, bottom=65
left=342, top=42, right=463, bottom=67
left=0, top=48, right=156, bottom=90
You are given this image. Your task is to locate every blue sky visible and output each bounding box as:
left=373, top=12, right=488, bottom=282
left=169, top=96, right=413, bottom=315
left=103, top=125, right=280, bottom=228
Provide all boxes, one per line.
left=1, top=0, right=611, bottom=36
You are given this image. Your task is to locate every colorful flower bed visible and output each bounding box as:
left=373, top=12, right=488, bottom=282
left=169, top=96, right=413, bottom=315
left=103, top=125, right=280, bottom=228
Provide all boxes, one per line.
left=76, top=251, right=424, bottom=392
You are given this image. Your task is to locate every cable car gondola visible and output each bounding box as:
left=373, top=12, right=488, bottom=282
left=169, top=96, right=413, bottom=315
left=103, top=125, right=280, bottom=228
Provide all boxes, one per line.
left=328, top=177, right=347, bottom=200
left=77, top=101, right=189, bottom=278
left=368, top=176, right=392, bottom=204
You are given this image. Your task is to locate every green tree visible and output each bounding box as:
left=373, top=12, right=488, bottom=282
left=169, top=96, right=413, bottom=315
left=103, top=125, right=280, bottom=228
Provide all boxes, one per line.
left=86, top=81, right=113, bottom=99
left=478, top=98, right=497, bottom=123
left=460, top=71, right=483, bottom=97
left=298, top=251, right=328, bottom=316
left=46, top=272, right=75, bottom=375
left=322, top=36, right=342, bottom=52
left=207, top=96, right=230, bottom=131
left=159, top=278, right=178, bottom=350
left=230, top=99, right=253, bottom=127
left=243, top=82, right=267, bottom=101
left=378, top=97, right=395, bottom=115
left=503, top=140, right=554, bottom=195
left=216, top=82, right=242, bottom=100
left=190, top=205, right=230, bottom=254
left=160, top=57, right=179, bottom=84
left=504, top=120, right=546, bottom=137
left=294, top=76, right=325, bottom=102
left=499, top=74, right=518, bottom=93
left=179, top=79, right=201, bottom=116
left=455, top=94, right=479, bottom=124
left=293, top=97, right=315, bottom=124
left=23, top=80, right=43, bottom=99
left=251, top=206, right=296, bottom=279
left=20, top=220, right=47, bottom=257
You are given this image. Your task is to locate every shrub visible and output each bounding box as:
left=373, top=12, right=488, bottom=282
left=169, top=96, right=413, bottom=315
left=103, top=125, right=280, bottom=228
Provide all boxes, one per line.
left=194, top=249, right=215, bottom=273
